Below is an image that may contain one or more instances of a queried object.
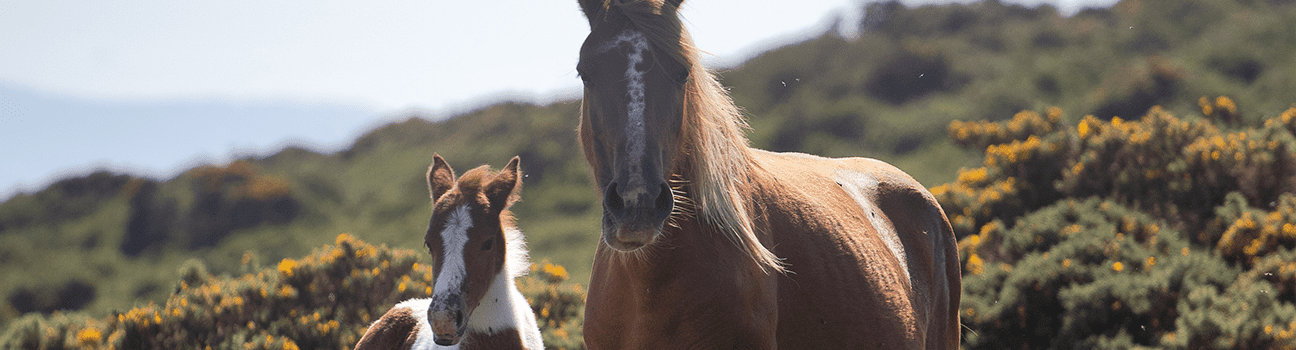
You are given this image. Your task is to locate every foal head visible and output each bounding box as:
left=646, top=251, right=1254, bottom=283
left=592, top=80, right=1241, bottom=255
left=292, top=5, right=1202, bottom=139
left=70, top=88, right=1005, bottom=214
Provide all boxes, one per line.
left=423, top=155, right=522, bottom=346
left=576, top=0, right=691, bottom=251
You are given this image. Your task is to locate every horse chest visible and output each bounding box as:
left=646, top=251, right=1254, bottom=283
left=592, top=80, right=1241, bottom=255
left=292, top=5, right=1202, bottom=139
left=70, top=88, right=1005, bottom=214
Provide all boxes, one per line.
left=585, top=241, right=778, bottom=349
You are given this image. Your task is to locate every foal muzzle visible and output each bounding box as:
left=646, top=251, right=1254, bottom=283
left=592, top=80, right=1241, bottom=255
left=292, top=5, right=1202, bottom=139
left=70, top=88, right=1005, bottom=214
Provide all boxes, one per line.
left=428, top=296, right=467, bottom=346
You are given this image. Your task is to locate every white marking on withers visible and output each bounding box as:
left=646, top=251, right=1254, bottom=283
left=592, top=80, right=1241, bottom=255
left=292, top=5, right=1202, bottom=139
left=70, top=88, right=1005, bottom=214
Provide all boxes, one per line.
left=433, top=205, right=472, bottom=307
left=599, top=29, right=652, bottom=200
left=834, top=170, right=911, bottom=283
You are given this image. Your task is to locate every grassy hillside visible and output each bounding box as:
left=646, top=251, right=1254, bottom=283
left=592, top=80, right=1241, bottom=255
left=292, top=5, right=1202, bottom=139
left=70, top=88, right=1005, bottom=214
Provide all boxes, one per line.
left=3, top=0, right=1296, bottom=347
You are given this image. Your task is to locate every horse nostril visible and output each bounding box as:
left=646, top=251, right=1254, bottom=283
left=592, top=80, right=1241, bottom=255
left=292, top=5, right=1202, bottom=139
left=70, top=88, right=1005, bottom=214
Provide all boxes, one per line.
left=654, top=183, right=674, bottom=219
left=604, top=182, right=624, bottom=211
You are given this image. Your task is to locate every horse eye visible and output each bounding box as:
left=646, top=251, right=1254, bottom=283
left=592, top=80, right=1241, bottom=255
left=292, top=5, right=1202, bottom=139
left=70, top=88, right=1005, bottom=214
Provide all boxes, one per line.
left=481, top=238, right=494, bottom=251
left=674, top=69, right=690, bottom=84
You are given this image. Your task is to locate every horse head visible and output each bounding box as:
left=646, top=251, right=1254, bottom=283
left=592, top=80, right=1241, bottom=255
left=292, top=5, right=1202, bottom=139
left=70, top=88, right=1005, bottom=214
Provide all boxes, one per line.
left=577, top=0, right=690, bottom=252
left=422, top=155, right=521, bottom=345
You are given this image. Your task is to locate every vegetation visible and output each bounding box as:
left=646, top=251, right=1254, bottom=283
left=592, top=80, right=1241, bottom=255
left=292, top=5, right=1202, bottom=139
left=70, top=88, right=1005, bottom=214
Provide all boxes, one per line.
left=943, top=102, right=1296, bottom=348
left=3, top=0, right=1295, bottom=348
left=0, top=234, right=586, bottom=350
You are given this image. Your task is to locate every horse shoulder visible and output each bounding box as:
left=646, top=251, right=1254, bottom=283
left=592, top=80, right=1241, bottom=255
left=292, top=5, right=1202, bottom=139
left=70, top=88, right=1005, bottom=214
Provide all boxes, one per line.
left=354, top=299, right=436, bottom=350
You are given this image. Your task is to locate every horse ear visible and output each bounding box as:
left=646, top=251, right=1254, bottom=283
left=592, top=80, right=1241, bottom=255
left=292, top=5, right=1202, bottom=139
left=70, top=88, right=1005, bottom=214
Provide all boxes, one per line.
left=428, top=154, right=456, bottom=201
left=577, top=0, right=607, bottom=26
left=483, top=157, right=522, bottom=211
left=664, top=0, right=683, bottom=12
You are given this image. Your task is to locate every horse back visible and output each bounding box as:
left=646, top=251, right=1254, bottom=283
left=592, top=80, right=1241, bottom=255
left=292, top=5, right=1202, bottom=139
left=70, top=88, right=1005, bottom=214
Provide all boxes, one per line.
left=752, top=150, right=960, bottom=349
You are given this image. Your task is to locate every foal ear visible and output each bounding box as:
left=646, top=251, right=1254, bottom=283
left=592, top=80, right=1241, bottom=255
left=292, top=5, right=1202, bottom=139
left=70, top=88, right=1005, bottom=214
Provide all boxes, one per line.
left=483, top=157, right=522, bottom=211
left=428, top=154, right=456, bottom=201
left=577, top=0, right=607, bottom=26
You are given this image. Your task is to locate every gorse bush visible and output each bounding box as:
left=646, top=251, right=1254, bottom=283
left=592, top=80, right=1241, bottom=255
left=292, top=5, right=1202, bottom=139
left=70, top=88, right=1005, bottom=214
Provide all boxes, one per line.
left=940, top=100, right=1296, bottom=349
left=0, top=234, right=587, bottom=350
left=519, top=261, right=586, bottom=350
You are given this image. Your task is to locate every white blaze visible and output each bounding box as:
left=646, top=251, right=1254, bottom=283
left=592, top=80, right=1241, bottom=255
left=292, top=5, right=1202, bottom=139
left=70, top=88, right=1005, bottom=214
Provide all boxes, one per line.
left=433, top=205, right=472, bottom=302
left=599, top=29, right=652, bottom=196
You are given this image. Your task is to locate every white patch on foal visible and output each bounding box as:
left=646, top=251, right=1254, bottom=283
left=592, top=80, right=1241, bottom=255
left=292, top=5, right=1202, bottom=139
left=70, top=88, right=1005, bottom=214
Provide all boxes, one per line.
left=599, top=29, right=652, bottom=198
left=432, top=204, right=472, bottom=306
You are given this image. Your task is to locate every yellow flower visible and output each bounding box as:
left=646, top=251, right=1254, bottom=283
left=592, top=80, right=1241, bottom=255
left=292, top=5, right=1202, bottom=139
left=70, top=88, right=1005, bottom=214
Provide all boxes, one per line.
left=1077, top=120, right=1090, bottom=138
left=543, top=263, right=570, bottom=281
left=929, top=184, right=948, bottom=196
left=1047, top=106, right=1063, bottom=122
left=1145, top=256, right=1156, bottom=267
left=77, top=327, right=103, bottom=346
left=957, top=167, right=989, bottom=185
left=278, top=285, right=296, bottom=298
left=278, top=259, right=297, bottom=277
left=1112, top=262, right=1124, bottom=272
left=1215, top=96, right=1237, bottom=115
left=966, top=254, right=985, bottom=275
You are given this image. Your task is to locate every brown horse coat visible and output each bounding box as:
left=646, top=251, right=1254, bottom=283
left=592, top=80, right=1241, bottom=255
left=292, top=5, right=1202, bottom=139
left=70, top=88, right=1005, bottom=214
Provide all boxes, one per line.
left=574, top=1, right=960, bottom=348
left=584, top=151, right=959, bottom=349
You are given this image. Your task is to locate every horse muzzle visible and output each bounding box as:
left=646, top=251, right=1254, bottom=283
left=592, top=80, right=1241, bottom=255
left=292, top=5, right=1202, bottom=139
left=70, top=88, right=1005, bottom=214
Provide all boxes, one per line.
left=428, top=303, right=467, bottom=346
left=602, top=181, right=673, bottom=251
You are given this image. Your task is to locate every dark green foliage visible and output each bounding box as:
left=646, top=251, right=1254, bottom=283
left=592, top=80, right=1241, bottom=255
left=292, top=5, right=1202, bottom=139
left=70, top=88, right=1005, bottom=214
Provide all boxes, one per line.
left=960, top=198, right=1236, bottom=348
left=0, top=171, right=132, bottom=233
left=944, top=102, right=1296, bottom=348
left=0, top=234, right=588, bottom=349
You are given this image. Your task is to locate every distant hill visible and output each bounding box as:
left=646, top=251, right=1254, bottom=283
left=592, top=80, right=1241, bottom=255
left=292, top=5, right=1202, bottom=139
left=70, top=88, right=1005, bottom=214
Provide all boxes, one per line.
left=0, top=81, right=377, bottom=201
left=3, top=0, right=1296, bottom=337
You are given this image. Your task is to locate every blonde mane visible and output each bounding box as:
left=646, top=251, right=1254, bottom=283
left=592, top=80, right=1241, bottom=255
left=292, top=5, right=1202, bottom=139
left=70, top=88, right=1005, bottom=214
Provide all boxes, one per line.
left=610, top=0, right=784, bottom=273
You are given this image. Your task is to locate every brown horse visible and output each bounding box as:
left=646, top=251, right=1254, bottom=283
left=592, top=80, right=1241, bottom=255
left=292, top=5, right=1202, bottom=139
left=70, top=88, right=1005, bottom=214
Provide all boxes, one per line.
left=574, top=1, right=961, bottom=348
left=354, top=156, right=543, bottom=350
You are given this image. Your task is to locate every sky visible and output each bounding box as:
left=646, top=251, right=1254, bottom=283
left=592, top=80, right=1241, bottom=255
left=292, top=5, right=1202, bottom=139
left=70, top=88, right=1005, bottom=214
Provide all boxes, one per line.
left=0, top=0, right=1117, bottom=200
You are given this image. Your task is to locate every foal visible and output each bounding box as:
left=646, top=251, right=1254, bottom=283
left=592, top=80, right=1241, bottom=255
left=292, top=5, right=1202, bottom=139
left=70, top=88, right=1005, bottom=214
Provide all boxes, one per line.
left=355, top=156, right=543, bottom=350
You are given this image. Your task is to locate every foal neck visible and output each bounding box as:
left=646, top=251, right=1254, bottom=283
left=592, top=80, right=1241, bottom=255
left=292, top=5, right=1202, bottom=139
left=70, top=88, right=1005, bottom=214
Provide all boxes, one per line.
left=459, top=263, right=543, bottom=350
left=453, top=225, right=542, bottom=350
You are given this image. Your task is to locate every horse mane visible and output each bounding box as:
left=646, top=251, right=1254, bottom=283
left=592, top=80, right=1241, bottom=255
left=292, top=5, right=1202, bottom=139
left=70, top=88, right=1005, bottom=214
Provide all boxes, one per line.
left=610, top=0, right=785, bottom=273
left=454, top=166, right=532, bottom=278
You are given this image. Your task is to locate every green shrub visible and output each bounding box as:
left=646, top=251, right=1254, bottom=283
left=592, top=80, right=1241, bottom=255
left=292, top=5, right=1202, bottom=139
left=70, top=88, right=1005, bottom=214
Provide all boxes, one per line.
left=0, top=234, right=587, bottom=350
left=941, top=101, right=1296, bottom=348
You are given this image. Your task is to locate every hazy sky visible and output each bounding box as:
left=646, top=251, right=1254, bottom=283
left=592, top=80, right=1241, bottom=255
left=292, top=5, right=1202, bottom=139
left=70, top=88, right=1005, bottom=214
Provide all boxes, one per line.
left=0, top=0, right=1116, bottom=199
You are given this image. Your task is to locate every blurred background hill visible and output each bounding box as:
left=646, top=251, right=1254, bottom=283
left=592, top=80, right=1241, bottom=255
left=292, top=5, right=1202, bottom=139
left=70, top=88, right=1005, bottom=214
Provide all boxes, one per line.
left=3, top=0, right=1296, bottom=348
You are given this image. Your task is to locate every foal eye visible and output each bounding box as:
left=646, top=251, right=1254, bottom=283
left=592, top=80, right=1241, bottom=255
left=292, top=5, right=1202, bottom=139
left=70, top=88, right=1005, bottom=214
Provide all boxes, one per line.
left=481, top=238, right=495, bottom=251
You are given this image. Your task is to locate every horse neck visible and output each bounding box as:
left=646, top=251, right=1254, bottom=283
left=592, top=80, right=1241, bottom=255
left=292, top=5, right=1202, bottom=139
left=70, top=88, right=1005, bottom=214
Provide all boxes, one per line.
left=597, top=216, right=765, bottom=288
